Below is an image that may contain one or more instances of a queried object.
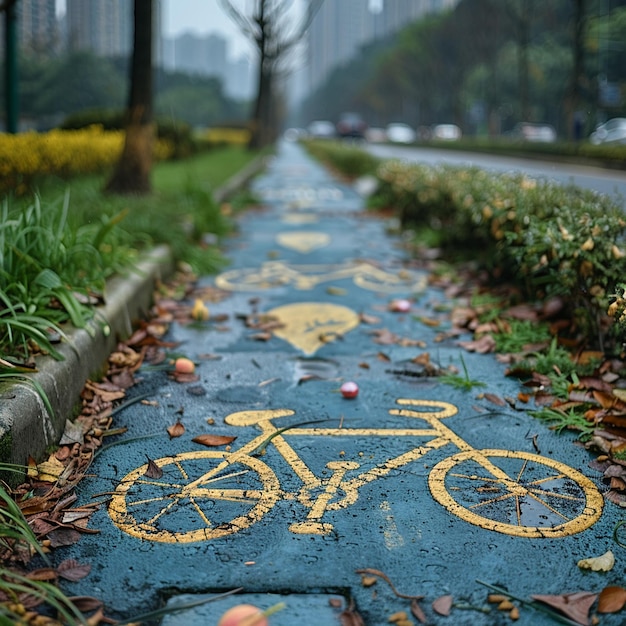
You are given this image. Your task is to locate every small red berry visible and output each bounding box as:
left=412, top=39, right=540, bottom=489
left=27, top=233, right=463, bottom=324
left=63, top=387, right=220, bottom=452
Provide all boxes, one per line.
left=390, top=299, right=411, bottom=313
left=340, top=381, right=359, bottom=398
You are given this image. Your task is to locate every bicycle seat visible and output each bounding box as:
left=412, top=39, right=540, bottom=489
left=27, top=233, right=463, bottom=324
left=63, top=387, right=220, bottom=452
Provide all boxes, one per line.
left=225, top=408, right=295, bottom=426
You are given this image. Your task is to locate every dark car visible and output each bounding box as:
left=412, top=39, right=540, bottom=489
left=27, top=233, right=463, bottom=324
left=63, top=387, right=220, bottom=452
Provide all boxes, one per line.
left=336, top=113, right=367, bottom=139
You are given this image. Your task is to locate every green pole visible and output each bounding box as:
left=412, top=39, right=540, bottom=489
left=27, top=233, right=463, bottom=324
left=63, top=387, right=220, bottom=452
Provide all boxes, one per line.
left=4, top=0, right=18, bottom=133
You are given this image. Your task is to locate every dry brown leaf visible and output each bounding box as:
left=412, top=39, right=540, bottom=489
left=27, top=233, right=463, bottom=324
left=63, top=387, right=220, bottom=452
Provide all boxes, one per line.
left=339, top=606, right=365, bottom=626
left=360, top=312, right=381, bottom=325
left=47, top=528, right=81, bottom=548
left=458, top=334, right=497, bottom=353
left=26, top=568, right=57, bottom=581
left=144, top=456, right=163, bottom=479
left=57, top=559, right=91, bottom=582
left=432, top=594, right=453, bottom=616
left=531, top=591, right=598, bottom=625
left=484, top=393, right=506, bottom=406
left=167, top=419, right=185, bottom=439
left=192, top=434, right=237, bottom=447
left=597, top=586, right=626, bottom=613
left=410, top=598, right=427, bottom=623
left=67, top=596, right=104, bottom=613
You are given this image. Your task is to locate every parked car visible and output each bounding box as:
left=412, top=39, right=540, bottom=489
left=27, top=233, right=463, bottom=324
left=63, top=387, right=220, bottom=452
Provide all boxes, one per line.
left=386, top=123, right=416, bottom=144
left=510, top=122, right=556, bottom=143
left=336, top=113, right=367, bottom=139
left=431, top=124, right=462, bottom=141
left=365, top=127, right=387, bottom=143
left=307, top=120, right=336, bottom=139
left=590, top=118, right=626, bottom=145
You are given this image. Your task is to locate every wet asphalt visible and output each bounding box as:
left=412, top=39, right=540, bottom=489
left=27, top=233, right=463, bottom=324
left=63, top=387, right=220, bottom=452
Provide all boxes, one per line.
left=60, top=141, right=624, bottom=625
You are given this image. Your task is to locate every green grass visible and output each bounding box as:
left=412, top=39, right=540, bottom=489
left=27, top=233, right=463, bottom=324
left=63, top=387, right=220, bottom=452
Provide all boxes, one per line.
left=1, top=146, right=259, bottom=360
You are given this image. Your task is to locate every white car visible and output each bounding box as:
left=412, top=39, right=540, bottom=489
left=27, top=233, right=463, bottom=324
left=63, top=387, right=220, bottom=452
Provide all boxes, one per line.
left=590, top=118, right=626, bottom=145
left=386, top=123, right=416, bottom=144
left=307, top=120, right=336, bottom=139
left=431, top=124, right=462, bottom=141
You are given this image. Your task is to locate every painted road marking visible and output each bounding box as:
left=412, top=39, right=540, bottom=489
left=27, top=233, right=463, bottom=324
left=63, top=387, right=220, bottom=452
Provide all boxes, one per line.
left=266, top=302, right=360, bottom=355
left=108, top=400, right=603, bottom=543
left=215, top=260, right=427, bottom=293
left=275, top=231, right=330, bottom=253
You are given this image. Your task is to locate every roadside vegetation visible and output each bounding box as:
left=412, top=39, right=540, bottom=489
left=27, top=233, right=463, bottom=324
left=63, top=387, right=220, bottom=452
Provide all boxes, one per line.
left=304, top=138, right=626, bottom=509
left=0, top=138, right=256, bottom=362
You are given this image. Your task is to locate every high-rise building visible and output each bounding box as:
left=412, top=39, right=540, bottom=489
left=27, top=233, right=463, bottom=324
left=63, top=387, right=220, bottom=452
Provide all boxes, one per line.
left=66, top=0, right=133, bottom=57
left=306, top=0, right=459, bottom=93
left=12, top=0, right=58, bottom=56
left=161, top=31, right=253, bottom=100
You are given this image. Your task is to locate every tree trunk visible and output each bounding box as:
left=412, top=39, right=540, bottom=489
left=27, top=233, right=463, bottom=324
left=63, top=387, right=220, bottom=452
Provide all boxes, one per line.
left=564, top=0, right=585, bottom=140
left=517, top=0, right=531, bottom=121
left=105, top=0, right=154, bottom=194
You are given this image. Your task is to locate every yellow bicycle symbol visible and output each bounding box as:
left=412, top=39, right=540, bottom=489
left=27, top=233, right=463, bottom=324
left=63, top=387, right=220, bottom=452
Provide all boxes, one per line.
left=214, top=260, right=427, bottom=293
left=108, top=399, right=603, bottom=543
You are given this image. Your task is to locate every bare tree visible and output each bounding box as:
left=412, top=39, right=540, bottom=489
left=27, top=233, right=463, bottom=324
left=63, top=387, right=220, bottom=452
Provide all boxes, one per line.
left=105, top=0, right=154, bottom=194
left=219, top=0, right=323, bottom=149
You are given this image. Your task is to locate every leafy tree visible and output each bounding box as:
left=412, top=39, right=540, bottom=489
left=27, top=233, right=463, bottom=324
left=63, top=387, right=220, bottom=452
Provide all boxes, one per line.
left=219, top=0, right=323, bottom=148
left=105, top=0, right=153, bottom=195
left=28, top=52, right=124, bottom=117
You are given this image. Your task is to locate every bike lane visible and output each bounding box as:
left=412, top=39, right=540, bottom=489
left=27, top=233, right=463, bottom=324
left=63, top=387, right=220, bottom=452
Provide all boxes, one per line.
left=64, top=142, right=623, bottom=625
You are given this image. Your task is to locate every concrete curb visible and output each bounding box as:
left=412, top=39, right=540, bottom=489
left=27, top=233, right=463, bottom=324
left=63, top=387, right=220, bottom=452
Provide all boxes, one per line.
left=0, top=154, right=267, bottom=468
left=213, top=151, right=271, bottom=203
left=0, top=245, right=174, bottom=467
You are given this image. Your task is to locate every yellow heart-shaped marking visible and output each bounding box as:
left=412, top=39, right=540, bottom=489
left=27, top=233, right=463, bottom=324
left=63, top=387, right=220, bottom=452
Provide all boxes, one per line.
left=267, top=302, right=359, bottom=355
left=276, top=231, right=330, bottom=253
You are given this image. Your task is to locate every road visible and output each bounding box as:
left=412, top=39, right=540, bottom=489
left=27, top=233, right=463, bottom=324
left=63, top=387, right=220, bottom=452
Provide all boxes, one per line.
left=366, top=143, right=626, bottom=202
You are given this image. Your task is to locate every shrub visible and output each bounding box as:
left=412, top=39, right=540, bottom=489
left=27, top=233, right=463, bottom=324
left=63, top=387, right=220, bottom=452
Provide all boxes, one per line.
left=0, top=126, right=173, bottom=195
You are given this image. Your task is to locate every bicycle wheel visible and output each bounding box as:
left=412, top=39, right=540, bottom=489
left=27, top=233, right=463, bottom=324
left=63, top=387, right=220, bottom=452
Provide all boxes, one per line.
left=108, top=451, right=280, bottom=543
left=429, top=449, right=603, bottom=538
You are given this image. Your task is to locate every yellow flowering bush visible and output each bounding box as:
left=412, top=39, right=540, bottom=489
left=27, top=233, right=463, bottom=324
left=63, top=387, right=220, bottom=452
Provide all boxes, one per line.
left=203, top=127, right=251, bottom=146
left=0, top=126, right=173, bottom=195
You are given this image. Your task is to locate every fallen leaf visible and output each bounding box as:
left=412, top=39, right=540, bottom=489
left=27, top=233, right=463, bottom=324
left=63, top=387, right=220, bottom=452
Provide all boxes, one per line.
left=339, top=606, right=365, bottom=626
left=47, top=528, right=82, bottom=548
left=166, top=419, right=185, bottom=439
left=484, top=393, right=506, bottom=406
left=65, top=596, right=103, bottom=613
left=458, top=334, right=497, bottom=353
left=359, top=312, right=381, bottom=325
left=597, top=586, right=626, bottom=613
left=360, top=576, right=377, bottom=587
left=192, top=434, right=237, bottom=447
left=531, top=591, right=598, bottom=625
left=57, top=559, right=91, bottom=582
left=36, top=456, right=66, bottom=482
left=577, top=550, right=615, bottom=572
left=26, top=568, right=57, bottom=581
left=432, top=595, right=453, bottom=616
left=144, top=456, right=163, bottom=479
left=410, top=598, right=427, bottom=624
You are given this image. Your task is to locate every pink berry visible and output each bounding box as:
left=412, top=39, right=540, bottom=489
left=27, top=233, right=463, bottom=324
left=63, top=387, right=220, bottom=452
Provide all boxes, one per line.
left=390, top=299, right=411, bottom=313
left=340, top=381, right=359, bottom=399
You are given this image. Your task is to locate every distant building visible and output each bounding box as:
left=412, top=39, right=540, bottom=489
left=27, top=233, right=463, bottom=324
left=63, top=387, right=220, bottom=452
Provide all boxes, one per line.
left=306, top=0, right=459, bottom=93
left=66, top=0, right=132, bottom=57
left=162, top=31, right=253, bottom=100
left=0, top=0, right=58, bottom=57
